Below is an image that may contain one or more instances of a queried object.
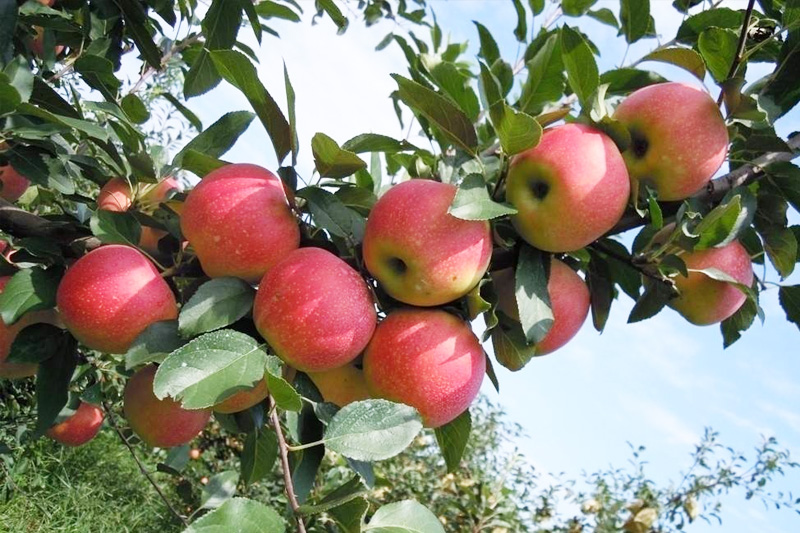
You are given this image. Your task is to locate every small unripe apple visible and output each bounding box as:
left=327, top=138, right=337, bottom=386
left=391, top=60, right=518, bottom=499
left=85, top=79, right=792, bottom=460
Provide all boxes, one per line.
left=254, top=247, right=376, bottom=372
left=669, top=240, right=753, bottom=325
left=491, top=259, right=590, bottom=356
left=0, top=164, right=31, bottom=202
left=505, top=123, right=630, bottom=252
left=363, top=308, right=485, bottom=428
left=56, top=245, right=178, bottom=354
left=124, top=364, right=211, bottom=448
left=363, top=179, right=492, bottom=307
left=213, top=378, right=269, bottom=414
left=181, top=164, right=300, bottom=283
left=613, top=82, right=728, bottom=201
left=307, top=363, right=371, bottom=407
left=46, top=402, right=104, bottom=447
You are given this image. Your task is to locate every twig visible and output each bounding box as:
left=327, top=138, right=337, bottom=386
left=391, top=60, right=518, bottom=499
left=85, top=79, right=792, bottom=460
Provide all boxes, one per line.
left=101, top=401, right=188, bottom=527
left=269, top=396, right=308, bottom=533
left=717, top=0, right=756, bottom=106
left=128, top=34, right=202, bottom=96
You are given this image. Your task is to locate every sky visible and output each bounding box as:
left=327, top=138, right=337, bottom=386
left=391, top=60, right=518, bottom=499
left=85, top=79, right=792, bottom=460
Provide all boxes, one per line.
left=162, top=1, right=800, bottom=530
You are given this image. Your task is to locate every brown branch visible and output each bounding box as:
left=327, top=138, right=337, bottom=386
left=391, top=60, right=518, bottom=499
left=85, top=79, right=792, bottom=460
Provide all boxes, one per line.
left=717, top=0, right=757, bottom=106
left=269, top=396, right=308, bottom=533
left=128, top=34, right=202, bottom=96
left=101, top=401, right=188, bottom=527
left=0, top=199, right=101, bottom=256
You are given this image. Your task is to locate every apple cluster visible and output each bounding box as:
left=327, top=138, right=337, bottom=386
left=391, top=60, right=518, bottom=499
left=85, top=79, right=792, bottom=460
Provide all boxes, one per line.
left=0, top=82, right=754, bottom=450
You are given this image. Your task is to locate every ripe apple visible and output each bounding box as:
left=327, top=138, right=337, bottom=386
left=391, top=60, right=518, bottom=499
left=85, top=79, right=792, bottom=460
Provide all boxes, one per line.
left=491, top=259, right=590, bottom=357
left=181, top=164, right=300, bottom=283
left=307, top=363, right=371, bottom=407
left=124, top=364, right=211, bottom=448
left=56, top=245, right=178, bottom=354
left=505, top=123, right=630, bottom=252
left=669, top=240, right=753, bottom=325
left=0, top=164, right=31, bottom=202
left=362, top=308, right=485, bottom=428
left=46, top=402, right=104, bottom=447
left=254, top=247, right=376, bottom=372
left=612, top=82, right=728, bottom=201
left=363, top=179, right=492, bottom=307
left=97, top=178, right=133, bottom=212
left=213, top=378, right=269, bottom=414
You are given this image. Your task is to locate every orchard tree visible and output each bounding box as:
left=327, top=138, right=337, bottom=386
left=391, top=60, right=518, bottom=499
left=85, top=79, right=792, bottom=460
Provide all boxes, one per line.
left=1, top=0, right=799, bottom=531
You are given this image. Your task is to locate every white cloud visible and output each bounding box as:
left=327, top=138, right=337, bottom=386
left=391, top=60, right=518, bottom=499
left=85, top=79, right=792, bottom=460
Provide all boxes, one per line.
left=618, top=393, right=699, bottom=446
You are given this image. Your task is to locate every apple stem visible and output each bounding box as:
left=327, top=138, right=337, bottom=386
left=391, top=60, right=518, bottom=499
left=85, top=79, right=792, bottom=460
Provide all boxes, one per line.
left=717, top=0, right=757, bottom=107
left=101, top=401, right=189, bottom=527
left=269, top=396, right=308, bottom=533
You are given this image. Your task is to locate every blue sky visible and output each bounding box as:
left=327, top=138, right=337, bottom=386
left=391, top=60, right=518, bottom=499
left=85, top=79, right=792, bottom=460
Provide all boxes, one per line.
left=172, top=1, right=800, bottom=530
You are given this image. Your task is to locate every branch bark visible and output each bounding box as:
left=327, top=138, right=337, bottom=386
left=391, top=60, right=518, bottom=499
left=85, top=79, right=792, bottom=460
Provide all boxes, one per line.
left=269, top=397, right=308, bottom=533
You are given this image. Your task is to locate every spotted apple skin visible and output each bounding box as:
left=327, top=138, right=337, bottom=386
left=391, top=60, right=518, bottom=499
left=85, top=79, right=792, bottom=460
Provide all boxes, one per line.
left=213, top=378, right=269, bottom=414
left=47, top=402, right=105, bottom=447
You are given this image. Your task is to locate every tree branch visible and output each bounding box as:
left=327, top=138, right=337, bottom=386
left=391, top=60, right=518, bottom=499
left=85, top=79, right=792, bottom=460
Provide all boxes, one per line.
left=0, top=199, right=100, bottom=256
left=269, top=396, right=308, bottom=533
left=717, top=0, right=757, bottom=106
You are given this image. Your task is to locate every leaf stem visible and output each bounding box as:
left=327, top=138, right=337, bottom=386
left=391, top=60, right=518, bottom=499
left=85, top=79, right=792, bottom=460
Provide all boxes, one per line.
left=269, top=396, right=308, bottom=533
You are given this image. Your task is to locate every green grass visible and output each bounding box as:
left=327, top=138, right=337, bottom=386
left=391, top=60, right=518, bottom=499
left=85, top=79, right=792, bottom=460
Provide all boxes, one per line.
left=0, top=432, right=185, bottom=533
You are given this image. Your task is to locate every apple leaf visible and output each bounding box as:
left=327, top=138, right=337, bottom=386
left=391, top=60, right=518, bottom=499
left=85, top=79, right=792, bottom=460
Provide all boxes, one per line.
left=183, top=498, right=285, bottom=533
left=311, top=133, right=367, bottom=178
left=342, top=133, right=419, bottom=154
left=126, top=320, right=186, bottom=369
left=434, top=410, right=471, bottom=473
left=489, top=101, right=542, bottom=156
left=241, top=428, right=278, bottom=486
left=0, top=267, right=61, bottom=326
left=7, top=147, right=75, bottom=194
left=515, top=246, right=553, bottom=345
left=297, top=477, right=368, bottom=516
left=586, top=252, right=614, bottom=332
left=264, top=355, right=302, bottom=412
left=34, top=336, right=78, bottom=437
left=363, top=500, right=445, bottom=533
left=316, top=0, right=349, bottom=33
left=296, top=186, right=366, bottom=243
left=698, top=28, right=738, bottom=83
left=560, top=25, right=599, bottom=108
left=474, top=21, right=500, bottom=65
left=449, top=174, right=517, bottom=221
left=90, top=210, right=142, bottom=247
left=640, top=47, right=706, bottom=80
left=115, top=0, right=163, bottom=70
left=153, top=330, right=268, bottom=410
left=323, top=399, right=423, bottom=461
left=600, top=68, right=667, bottom=94
left=510, top=0, right=526, bottom=42
left=587, top=8, right=619, bottom=28
left=721, top=294, right=759, bottom=348
left=180, top=150, right=228, bottom=178
left=676, top=7, right=742, bottom=45
left=692, top=190, right=756, bottom=250
left=491, top=311, right=535, bottom=371
left=7, top=323, right=67, bottom=364
left=760, top=226, right=797, bottom=280
left=562, top=0, right=598, bottom=17
left=328, top=496, right=369, bottom=533
left=620, top=0, right=650, bottom=44
left=779, top=285, right=800, bottom=332
left=172, top=111, right=254, bottom=168
left=628, top=278, right=675, bottom=323
left=765, top=162, right=800, bottom=214
left=179, top=278, right=255, bottom=338
left=200, top=471, right=239, bottom=510
left=518, top=34, right=564, bottom=115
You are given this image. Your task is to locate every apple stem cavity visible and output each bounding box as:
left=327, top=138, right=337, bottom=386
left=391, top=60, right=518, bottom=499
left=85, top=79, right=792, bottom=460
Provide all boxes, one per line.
left=529, top=180, right=550, bottom=200
left=387, top=256, right=408, bottom=275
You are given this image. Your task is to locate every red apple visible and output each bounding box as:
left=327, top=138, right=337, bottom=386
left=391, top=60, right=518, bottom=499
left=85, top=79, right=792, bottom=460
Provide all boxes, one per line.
left=46, top=402, right=104, bottom=447
left=307, top=363, right=371, bottom=407
left=254, top=247, right=376, bottom=372
left=124, top=364, right=211, bottom=448
left=0, top=164, right=31, bottom=202
left=363, top=179, right=492, bottom=307
left=213, top=378, right=269, bottom=414
left=97, top=178, right=133, bottom=212
left=56, top=245, right=178, bottom=354
left=669, top=240, right=754, bottom=325
left=505, top=123, right=630, bottom=252
left=613, top=82, right=729, bottom=201
left=363, top=308, right=485, bottom=428
left=181, top=164, right=300, bottom=283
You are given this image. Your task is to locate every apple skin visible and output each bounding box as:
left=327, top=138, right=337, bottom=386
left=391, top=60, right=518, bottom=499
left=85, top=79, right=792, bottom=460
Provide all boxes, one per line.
left=124, top=364, right=211, bottom=448
left=492, top=259, right=590, bottom=356
left=56, top=245, right=178, bottom=354
left=181, top=164, right=300, bottom=283
left=669, top=240, right=753, bottom=325
left=505, top=123, right=630, bottom=253
left=0, top=164, right=31, bottom=202
left=307, top=364, right=371, bottom=407
left=46, top=402, right=104, bottom=447
left=612, top=82, right=728, bottom=201
left=97, top=178, right=133, bottom=212
left=363, top=179, right=492, bottom=307
left=213, top=378, right=269, bottom=414
left=254, top=247, right=376, bottom=372
left=362, top=308, right=485, bottom=428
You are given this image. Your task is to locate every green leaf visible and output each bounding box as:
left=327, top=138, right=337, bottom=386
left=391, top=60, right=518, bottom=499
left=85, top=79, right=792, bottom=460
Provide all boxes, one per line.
left=489, top=101, right=542, bottom=156
left=7, top=323, right=67, bottom=364
left=284, top=63, right=298, bottom=163
left=392, top=74, right=478, bottom=154
left=179, top=278, right=255, bottom=338
left=761, top=226, right=797, bottom=279
left=241, top=429, right=278, bottom=485
left=180, top=151, right=228, bottom=178
left=620, top=0, right=650, bottom=44
left=560, top=25, right=599, bottom=108
left=173, top=111, right=255, bottom=168
left=562, top=0, right=597, bottom=16
left=518, top=34, right=564, bottom=115
left=115, top=0, right=163, bottom=70
left=324, top=399, right=423, bottom=461
left=296, top=186, right=366, bottom=242
left=491, top=313, right=533, bottom=371
left=74, top=55, right=121, bottom=100
left=160, top=93, right=203, bottom=132
left=184, top=50, right=221, bottom=98
left=586, top=252, right=614, bottom=332
left=126, top=320, right=186, bottom=370
left=256, top=1, right=301, bottom=22
left=426, top=60, right=480, bottom=121
left=0, top=0, right=17, bottom=65
left=474, top=21, right=500, bottom=65
left=628, top=278, right=675, bottom=323
left=316, top=0, right=349, bottom=33
left=698, top=28, right=738, bottom=82
left=311, top=133, right=367, bottom=178
left=6, top=147, right=74, bottom=194
left=779, top=285, right=800, bottom=332
left=721, top=293, right=758, bottom=348
left=511, top=0, right=527, bottom=42
left=34, top=337, right=78, bottom=437
left=765, top=162, right=800, bottom=214
left=0, top=82, right=20, bottom=116
left=90, top=210, right=142, bottom=246
left=640, top=47, right=706, bottom=80
left=298, top=477, right=368, bottom=516
left=448, top=174, right=517, bottom=220
left=587, top=8, right=619, bottom=28
left=209, top=50, right=292, bottom=163
left=434, top=410, right=471, bottom=473
left=153, top=330, right=269, bottom=410
left=120, top=94, right=150, bottom=124
left=201, top=471, right=239, bottom=510
left=515, top=246, right=553, bottom=344
left=0, top=267, right=61, bottom=325
left=692, top=192, right=755, bottom=250
left=265, top=356, right=302, bottom=412
left=676, top=7, right=742, bottom=43
left=478, top=61, right=503, bottom=108
left=600, top=68, right=667, bottom=94
left=364, top=500, right=445, bottom=533
left=342, top=133, right=419, bottom=154
left=329, top=497, right=369, bottom=533
left=183, top=498, right=285, bottom=533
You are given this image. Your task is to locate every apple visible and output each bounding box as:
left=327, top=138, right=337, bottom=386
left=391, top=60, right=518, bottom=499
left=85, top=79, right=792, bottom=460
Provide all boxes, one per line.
left=56, top=245, right=178, bottom=354
left=362, top=308, right=485, bottom=428
left=363, top=179, right=492, bottom=307
left=181, top=164, right=300, bottom=283
left=612, top=82, right=729, bottom=201
left=505, top=123, right=630, bottom=252
left=213, top=378, right=269, bottom=414
left=669, top=240, right=754, bottom=325
left=124, top=364, right=211, bottom=448
left=491, top=258, right=590, bottom=357
left=307, top=363, right=371, bottom=407
left=97, top=178, right=133, bottom=212
left=254, top=247, right=376, bottom=372
left=46, top=402, right=104, bottom=447
left=0, top=164, right=31, bottom=203
left=189, top=448, right=202, bottom=460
